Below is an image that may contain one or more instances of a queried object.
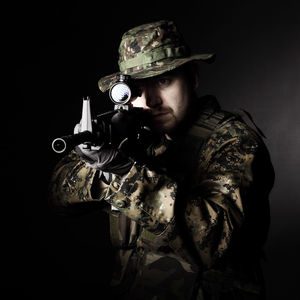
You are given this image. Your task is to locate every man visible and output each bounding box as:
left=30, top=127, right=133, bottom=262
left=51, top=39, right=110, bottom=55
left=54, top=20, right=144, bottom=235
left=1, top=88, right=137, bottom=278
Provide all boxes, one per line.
left=49, top=20, right=275, bottom=299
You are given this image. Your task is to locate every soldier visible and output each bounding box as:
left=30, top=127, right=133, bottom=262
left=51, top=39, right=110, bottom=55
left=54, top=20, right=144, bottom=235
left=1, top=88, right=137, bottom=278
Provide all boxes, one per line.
left=49, top=20, right=275, bottom=299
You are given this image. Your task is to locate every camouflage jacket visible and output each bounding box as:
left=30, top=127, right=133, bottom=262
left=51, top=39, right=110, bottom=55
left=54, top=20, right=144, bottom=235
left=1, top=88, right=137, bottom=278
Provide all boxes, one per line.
left=49, top=97, right=274, bottom=300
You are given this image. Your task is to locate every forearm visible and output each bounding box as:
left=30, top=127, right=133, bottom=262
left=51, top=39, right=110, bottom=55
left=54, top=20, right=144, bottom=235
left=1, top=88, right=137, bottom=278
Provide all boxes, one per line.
left=104, top=163, right=177, bottom=234
left=49, top=151, right=105, bottom=209
left=102, top=162, right=243, bottom=268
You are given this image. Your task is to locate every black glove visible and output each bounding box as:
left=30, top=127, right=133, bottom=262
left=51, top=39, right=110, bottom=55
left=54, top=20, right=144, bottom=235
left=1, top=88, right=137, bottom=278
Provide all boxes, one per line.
left=74, top=123, right=133, bottom=176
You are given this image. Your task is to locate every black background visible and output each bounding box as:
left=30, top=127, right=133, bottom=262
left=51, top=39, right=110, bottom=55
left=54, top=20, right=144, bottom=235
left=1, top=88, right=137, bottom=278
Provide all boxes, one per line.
left=12, top=0, right=300, bottom=298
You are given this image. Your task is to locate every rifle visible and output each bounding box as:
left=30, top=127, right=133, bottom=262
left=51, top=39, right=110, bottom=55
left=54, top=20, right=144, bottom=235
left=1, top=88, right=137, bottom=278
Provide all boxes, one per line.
left=51, top=74, right=149, bottom=154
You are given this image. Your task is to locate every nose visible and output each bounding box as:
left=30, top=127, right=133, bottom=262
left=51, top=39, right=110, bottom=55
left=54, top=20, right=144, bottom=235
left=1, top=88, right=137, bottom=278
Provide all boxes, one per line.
left=134, top=85, right=162, bottom=109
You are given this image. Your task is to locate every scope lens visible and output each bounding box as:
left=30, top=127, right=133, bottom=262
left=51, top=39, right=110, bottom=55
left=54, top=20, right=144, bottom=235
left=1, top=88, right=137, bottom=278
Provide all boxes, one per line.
left=110, top=82, right=131, bottom=104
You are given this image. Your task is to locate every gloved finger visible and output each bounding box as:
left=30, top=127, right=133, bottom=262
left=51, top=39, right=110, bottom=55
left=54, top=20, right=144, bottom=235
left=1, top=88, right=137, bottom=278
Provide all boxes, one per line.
left=75, top=145, right=98, bottom=164
left=74, top=122, right=81, bottom=134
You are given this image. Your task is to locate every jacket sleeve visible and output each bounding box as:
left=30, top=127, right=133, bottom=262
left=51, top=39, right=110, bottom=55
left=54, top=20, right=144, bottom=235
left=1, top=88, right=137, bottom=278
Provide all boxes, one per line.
left=182, top=120, right=260, bottom=267
left=102, top=120, right=273, bottom=267
left=48, top=150, right=109, bottom=214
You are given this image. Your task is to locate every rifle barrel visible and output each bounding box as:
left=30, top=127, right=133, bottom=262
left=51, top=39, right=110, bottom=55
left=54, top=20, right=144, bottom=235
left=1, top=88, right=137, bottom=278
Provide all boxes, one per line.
left=52, top=131, right=94, bottom=153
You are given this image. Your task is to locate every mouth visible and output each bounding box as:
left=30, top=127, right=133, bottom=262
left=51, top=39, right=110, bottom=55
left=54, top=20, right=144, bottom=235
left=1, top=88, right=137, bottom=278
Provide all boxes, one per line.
left=151, top=111, right=171, bottom=121
left=151, top=109, right=171, bottom=117
left=152, top=111, right=169, bottom=117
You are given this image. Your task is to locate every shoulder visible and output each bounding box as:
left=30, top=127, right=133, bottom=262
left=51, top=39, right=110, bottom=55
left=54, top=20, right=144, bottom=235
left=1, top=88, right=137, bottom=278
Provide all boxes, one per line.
left=189, top=97, right=267, bottom=167
left=190, top=97, right=261, bottom=148
left=213, top=116, right=262, bottom=147
left=202, top=112, right=263, bottom=164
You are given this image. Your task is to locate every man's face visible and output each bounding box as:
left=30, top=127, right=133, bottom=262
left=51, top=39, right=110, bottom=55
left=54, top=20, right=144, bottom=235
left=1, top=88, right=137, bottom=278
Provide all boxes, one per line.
left=130, top=70, right=195, bottom=134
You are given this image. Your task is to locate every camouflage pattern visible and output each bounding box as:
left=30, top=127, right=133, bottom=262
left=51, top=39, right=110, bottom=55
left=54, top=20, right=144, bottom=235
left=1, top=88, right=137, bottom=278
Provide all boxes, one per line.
left=49, top=151, right=98, bottom=209
left=98, top=20, right=215, bottom=92
left=49, top=97, right=274, bottom=299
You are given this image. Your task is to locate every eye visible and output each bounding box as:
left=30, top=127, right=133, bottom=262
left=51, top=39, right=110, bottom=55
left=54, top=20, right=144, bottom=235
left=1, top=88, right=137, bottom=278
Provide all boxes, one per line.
left=156, top=77, right=171, bottom=87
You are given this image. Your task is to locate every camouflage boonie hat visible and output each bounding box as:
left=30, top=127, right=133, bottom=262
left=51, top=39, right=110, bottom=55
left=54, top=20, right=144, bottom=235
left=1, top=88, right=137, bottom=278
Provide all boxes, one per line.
left=98, top=20, right=215, bottom=92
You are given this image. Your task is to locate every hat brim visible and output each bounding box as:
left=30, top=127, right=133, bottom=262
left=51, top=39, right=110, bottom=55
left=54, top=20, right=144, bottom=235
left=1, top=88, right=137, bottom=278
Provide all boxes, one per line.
left=98, top=53, right=215, bottom=92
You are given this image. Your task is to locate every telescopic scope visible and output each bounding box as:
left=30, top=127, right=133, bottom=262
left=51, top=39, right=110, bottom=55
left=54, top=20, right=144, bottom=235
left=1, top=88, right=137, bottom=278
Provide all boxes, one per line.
left=109, top=74, right=141, bottom=106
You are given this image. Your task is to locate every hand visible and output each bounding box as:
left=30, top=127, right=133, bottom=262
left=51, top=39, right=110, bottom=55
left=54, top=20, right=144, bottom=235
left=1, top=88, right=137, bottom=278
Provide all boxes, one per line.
left=74, top=123, right=133, bottom=176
